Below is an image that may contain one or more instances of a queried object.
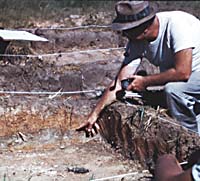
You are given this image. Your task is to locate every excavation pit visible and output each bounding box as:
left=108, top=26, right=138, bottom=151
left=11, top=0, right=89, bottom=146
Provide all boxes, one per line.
left=0, top=25, right=199, bottom=181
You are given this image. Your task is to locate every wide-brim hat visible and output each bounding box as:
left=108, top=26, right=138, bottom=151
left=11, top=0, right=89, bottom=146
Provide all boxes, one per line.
left=112, top=1, right=158, bottom=31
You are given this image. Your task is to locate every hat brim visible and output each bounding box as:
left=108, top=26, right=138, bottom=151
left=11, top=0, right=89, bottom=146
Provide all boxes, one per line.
left=112, top=13, right=155, bottom=31
left=112, top=4, right=158, bottom=31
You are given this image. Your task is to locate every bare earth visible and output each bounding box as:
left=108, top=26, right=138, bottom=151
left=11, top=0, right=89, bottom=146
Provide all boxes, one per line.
left=0, top=130, right=151, bottom=181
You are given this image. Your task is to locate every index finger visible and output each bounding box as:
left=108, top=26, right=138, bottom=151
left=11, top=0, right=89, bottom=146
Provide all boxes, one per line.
left=94, top=123, right=100, bottom=130
left=76, top=122, right=89, bottom=132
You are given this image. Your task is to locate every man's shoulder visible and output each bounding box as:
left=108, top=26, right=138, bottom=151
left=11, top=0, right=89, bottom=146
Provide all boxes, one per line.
left=156, top=10, right=200, bottom=28
left=156, top=10, right=197, bottom=20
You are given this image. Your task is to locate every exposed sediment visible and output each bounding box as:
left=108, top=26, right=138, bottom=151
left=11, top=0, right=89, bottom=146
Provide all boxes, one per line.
left=98, top=101, right=200, bottom=172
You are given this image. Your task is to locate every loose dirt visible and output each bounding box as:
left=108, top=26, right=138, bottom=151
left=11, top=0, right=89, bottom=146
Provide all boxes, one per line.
left=0, top=130, right=151, bottom=181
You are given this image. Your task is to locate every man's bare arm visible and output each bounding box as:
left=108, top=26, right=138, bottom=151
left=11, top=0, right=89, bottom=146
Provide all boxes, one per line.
left=76, top=58, right=141, bottom=136
left=127, top=48, right=192, bottom=91
left=75, top=76, right=121, bottom=136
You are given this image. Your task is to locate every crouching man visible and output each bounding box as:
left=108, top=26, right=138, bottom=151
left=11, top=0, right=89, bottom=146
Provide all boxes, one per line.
left=76, top=1, right=200, bottom=136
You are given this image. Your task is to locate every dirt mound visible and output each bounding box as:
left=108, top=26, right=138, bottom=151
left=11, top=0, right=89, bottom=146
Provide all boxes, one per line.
left=98, top=101, right=200, bottom=175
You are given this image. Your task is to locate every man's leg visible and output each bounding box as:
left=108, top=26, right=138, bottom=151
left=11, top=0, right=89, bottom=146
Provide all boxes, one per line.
left=164, top=71, right=200, bottom=133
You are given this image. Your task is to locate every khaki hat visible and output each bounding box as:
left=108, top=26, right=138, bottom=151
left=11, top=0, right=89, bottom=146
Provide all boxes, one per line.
left=112, top=1, right=157, bottom=31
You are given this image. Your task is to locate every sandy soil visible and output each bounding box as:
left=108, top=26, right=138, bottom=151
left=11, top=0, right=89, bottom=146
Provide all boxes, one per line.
left=0, top=130, right=151, bottom=181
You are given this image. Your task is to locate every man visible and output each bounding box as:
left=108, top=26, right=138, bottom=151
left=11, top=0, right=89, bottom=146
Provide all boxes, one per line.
left=77, top=1, right=200, bottom=136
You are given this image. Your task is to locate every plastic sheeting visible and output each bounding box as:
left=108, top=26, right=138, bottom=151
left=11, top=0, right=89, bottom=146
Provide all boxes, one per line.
left=0, top=29, right=48, bottom=41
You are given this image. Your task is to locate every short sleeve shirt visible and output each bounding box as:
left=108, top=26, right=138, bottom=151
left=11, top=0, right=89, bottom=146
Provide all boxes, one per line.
left=126, top=11, right=200, bottom=72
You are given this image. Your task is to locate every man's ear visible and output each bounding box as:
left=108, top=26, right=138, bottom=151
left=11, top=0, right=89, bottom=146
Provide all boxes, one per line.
left=143, top=28, right=148, bottom=35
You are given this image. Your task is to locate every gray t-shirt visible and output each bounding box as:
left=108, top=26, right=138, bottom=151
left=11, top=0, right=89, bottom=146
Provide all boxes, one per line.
left=125, top=11, right=200, bottom=72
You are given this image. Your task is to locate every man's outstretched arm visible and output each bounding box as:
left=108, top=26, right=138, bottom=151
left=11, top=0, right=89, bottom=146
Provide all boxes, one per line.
left=76, top=58, right=141, bottom=137
left=76, top=77, right=121, bottom=137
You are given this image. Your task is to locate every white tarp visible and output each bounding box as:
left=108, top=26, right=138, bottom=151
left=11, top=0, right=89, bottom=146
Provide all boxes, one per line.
left=0, top=29, right=48, bottom=42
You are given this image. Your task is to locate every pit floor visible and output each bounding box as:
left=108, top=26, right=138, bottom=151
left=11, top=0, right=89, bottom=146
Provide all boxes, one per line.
left=0, top=130, right=151, bottom=181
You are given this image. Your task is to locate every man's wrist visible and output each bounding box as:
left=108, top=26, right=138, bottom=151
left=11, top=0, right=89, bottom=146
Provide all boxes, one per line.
left=143, top=76, right=151, bottom=88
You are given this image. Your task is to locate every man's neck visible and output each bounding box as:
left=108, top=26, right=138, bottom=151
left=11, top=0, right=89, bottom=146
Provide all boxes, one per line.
left=148, top=16, right=159, bottom=42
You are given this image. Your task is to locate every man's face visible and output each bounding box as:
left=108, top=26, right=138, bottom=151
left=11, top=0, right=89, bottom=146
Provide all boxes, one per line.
left=122, top=24, right=147, bottom=41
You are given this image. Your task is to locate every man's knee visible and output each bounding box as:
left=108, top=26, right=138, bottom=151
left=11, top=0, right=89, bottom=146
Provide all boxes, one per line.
left=164, top=82, right=185, bottom=96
